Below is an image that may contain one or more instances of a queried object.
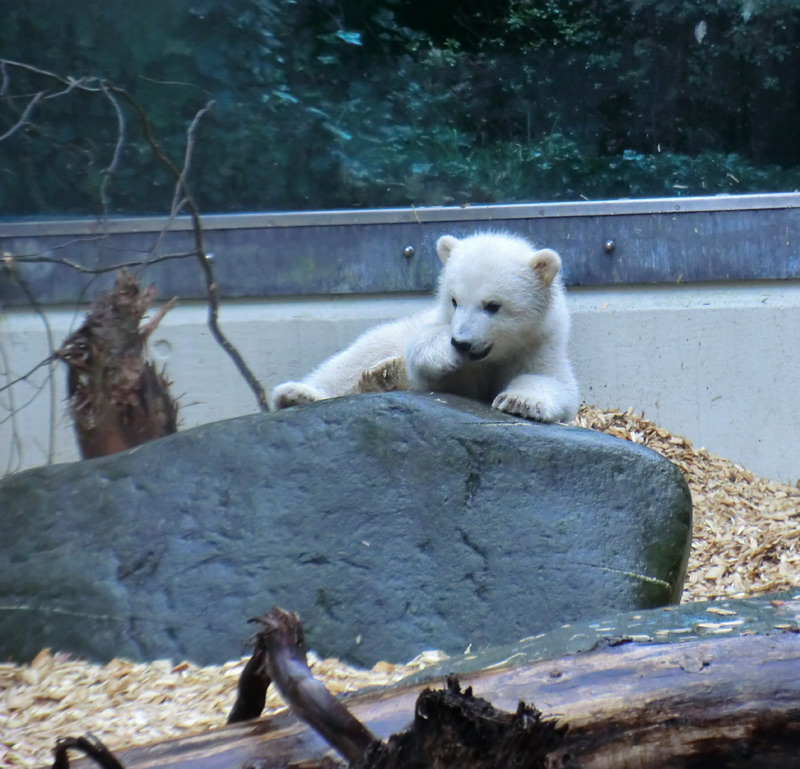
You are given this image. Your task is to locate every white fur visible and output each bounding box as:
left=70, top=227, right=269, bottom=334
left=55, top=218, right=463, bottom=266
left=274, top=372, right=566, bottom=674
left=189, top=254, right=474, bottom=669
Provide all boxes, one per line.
left=270, top=231, right=580, bottom=423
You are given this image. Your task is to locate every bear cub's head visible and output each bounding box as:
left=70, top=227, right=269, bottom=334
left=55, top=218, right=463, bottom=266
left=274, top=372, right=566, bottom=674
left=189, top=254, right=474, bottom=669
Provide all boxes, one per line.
left=436, top=231, right=563, bottom=362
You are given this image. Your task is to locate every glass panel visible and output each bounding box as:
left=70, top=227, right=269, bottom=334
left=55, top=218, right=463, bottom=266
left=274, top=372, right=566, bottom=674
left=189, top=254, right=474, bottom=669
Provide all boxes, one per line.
left=1, top=0, right=799, bottom=216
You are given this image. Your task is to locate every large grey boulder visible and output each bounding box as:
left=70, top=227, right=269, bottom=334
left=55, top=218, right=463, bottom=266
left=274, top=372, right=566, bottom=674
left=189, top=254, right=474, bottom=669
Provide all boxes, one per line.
left=0, top=393, right=691, bottom=667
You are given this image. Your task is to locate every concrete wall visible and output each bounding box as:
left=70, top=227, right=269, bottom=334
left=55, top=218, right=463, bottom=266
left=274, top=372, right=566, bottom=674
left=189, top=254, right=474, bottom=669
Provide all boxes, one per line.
left=2, top=280, right=799, bottom=485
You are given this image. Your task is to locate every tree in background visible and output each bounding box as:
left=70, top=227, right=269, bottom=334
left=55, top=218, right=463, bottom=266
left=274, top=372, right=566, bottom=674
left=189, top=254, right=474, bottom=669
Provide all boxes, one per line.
left=1, top=0, right=799, bottom=216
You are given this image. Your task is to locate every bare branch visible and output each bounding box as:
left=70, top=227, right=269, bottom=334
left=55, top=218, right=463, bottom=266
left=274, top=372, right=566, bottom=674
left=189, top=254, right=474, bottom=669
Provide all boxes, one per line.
left=0, top=59, right=270, bottom=477
left=98, top=83, right=126, bottom=215
left=0, top=356, right=56, bottom=396
left=113, top=87, right=269, bottom=411
left=137, top=74, right=207, bottom=91
left=0, top=335, right=24, bottom=474
left=0, top=59, right=103, bottom=92
left=170, top=101, right=214, bottom=217
left=10, top=250, right=201, bottom=275
left=235, top=608, right=379, bottom=763
left=3, top=267, right=59, bottom=462
left=0, top=374, right=52, bottom=425
left=44, top=78, right=97, bottom=100
left=227, top=638, right=271, bottom=724
left=0, top=90, right=45, bottom=142
left=140, top=297, right=178, bottom=344
left=52, top=734, right=125, bottom=769
left=2, top=236, right=112, bottom=260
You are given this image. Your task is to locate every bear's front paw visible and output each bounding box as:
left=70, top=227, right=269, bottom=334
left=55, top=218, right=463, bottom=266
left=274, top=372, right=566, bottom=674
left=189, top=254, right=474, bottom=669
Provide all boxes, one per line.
left=270, top=381, right=326, bottom=410
left=431, top=348, right=464, bottom=377
left=492, top=391, right=561, bottom=423
left=407, top=344, right=463, bottom=390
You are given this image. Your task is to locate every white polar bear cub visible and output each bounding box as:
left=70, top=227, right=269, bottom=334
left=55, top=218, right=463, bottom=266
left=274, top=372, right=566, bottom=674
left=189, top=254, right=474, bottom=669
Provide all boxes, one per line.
left=270, top=231, right=580, bottom=423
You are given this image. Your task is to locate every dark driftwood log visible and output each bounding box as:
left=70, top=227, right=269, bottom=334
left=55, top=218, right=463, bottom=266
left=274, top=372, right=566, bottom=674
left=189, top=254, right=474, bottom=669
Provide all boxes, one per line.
left=352, top=677, right=567, bottom=769
left=228, top=609, right=379, bottom=763
left=67, top=631, right=800, bottom=769
left=52, top=735, right=126, bottom=769
left=57, top=270, right=178, bottom=459
left=225, top=608, right=565, bottom=768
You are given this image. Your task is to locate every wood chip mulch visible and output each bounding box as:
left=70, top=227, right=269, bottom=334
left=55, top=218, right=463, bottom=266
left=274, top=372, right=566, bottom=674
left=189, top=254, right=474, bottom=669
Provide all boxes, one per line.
left=0, top=648, right=450, bottom=768
left=573, top=405, right=800, bottom=602
left=2, top=404, right=799, bottom=767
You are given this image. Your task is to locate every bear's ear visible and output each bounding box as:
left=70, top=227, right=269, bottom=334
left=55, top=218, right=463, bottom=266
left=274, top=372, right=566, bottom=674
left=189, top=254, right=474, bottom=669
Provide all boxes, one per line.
left=436, top=235, right=459, bottom=265
left=529, top=248, right=562, bottom=286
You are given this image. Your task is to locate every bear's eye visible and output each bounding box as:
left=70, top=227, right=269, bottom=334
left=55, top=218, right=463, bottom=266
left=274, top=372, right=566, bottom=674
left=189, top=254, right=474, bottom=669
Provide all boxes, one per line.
left=451, top=297, right=458, bottom=308
left=484, top=301, right=501, bottom=315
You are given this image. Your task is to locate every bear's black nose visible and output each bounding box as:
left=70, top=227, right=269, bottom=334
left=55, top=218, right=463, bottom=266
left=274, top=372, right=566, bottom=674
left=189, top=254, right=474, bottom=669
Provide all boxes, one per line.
left=451, top=338, right=472, bottom=353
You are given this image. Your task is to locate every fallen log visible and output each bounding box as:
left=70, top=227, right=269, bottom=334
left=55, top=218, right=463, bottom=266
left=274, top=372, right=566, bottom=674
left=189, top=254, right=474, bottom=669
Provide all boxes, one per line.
left=227, top=609, right=380, bottom=763
left=223, top=608, right=566, bottom=768
left=53, top=735, right=125, bottom=769
left=65, top=630, right=800, bottom=769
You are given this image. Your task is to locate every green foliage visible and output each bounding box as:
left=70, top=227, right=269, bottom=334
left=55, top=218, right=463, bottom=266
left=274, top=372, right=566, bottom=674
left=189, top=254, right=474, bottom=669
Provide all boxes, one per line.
left=0, top=0, right=799, bottom=216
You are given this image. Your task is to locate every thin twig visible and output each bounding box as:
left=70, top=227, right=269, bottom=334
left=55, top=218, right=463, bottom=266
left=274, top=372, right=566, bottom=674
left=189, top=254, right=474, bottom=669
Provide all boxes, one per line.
left=98, top=83, right=126, bottom=216
left=7, top=270, right=58, bottom=462
left=139, top=297, right=177, bottom=344
left=10, top=249, right=200, bottom=275
left=170, top=105, right=210, bottom=217
left=114, top=88, right=268, bottom=410
left=0, top=60, right=269, bottom=423
left=44, top=79, right=95, bottom=100
left=0, top=355, right=56, bottom=395
left=137, top=74, right=207, bottom=90
left=0, top=372, right=53, bottom=425
left=2, top=236, right=114, bottom=259
left=0, top=334, right=24, bottom=473
left=0, top=59, right=103, bottom=92
left=151, top=199, right=189, bottom=255
left=0, top=90, right=45, bottom=142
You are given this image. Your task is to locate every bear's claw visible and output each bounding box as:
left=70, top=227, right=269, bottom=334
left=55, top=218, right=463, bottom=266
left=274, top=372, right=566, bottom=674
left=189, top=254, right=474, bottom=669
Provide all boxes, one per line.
left=492, top=392, right=562, bottom=423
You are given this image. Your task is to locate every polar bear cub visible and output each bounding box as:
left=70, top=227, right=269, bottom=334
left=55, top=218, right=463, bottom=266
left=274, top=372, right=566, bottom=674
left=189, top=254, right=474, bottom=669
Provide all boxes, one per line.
left=270, top=231, right=579, bottom=422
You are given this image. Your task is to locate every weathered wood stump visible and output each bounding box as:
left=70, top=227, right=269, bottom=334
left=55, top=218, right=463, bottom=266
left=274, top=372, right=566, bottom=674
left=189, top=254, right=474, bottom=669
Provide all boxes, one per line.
left=57, top=270, right=177, bottom=459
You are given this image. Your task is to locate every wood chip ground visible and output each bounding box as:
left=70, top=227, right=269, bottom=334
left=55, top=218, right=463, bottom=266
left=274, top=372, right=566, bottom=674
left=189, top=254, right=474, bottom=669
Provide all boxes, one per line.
left=3, top=405, right=799, bottom=767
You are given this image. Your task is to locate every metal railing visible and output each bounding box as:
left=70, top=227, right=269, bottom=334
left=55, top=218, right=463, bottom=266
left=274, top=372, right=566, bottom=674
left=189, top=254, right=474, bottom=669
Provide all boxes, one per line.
left=2, top=193, right=799, bottom=306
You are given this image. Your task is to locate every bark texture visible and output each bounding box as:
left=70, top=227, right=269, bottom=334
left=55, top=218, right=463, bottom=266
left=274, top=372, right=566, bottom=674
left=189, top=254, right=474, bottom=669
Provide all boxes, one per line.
left=67, top=632, right=800, bottom=769
left=57, top=270, right=178, bottom=459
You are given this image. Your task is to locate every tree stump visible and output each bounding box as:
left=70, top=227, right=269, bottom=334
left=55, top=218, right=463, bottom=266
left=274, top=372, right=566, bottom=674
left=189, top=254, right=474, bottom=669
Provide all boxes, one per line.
left=57, top=270, right=178, bottom=459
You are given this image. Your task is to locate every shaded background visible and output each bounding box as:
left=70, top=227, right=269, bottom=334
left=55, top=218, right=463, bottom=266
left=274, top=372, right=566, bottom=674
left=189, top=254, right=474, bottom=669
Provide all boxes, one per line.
left=2, top=0, right=799, bottom=215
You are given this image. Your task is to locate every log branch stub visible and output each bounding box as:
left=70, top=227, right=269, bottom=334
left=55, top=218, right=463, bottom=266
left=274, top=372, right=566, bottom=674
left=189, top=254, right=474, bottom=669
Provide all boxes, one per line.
left=52, top=734, right=126, bottom=769
left=227, top=638, right=271, bottom=725
left=232, top=608, right=379, bottom=763
left=229, top=609, right=567, bottom=769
